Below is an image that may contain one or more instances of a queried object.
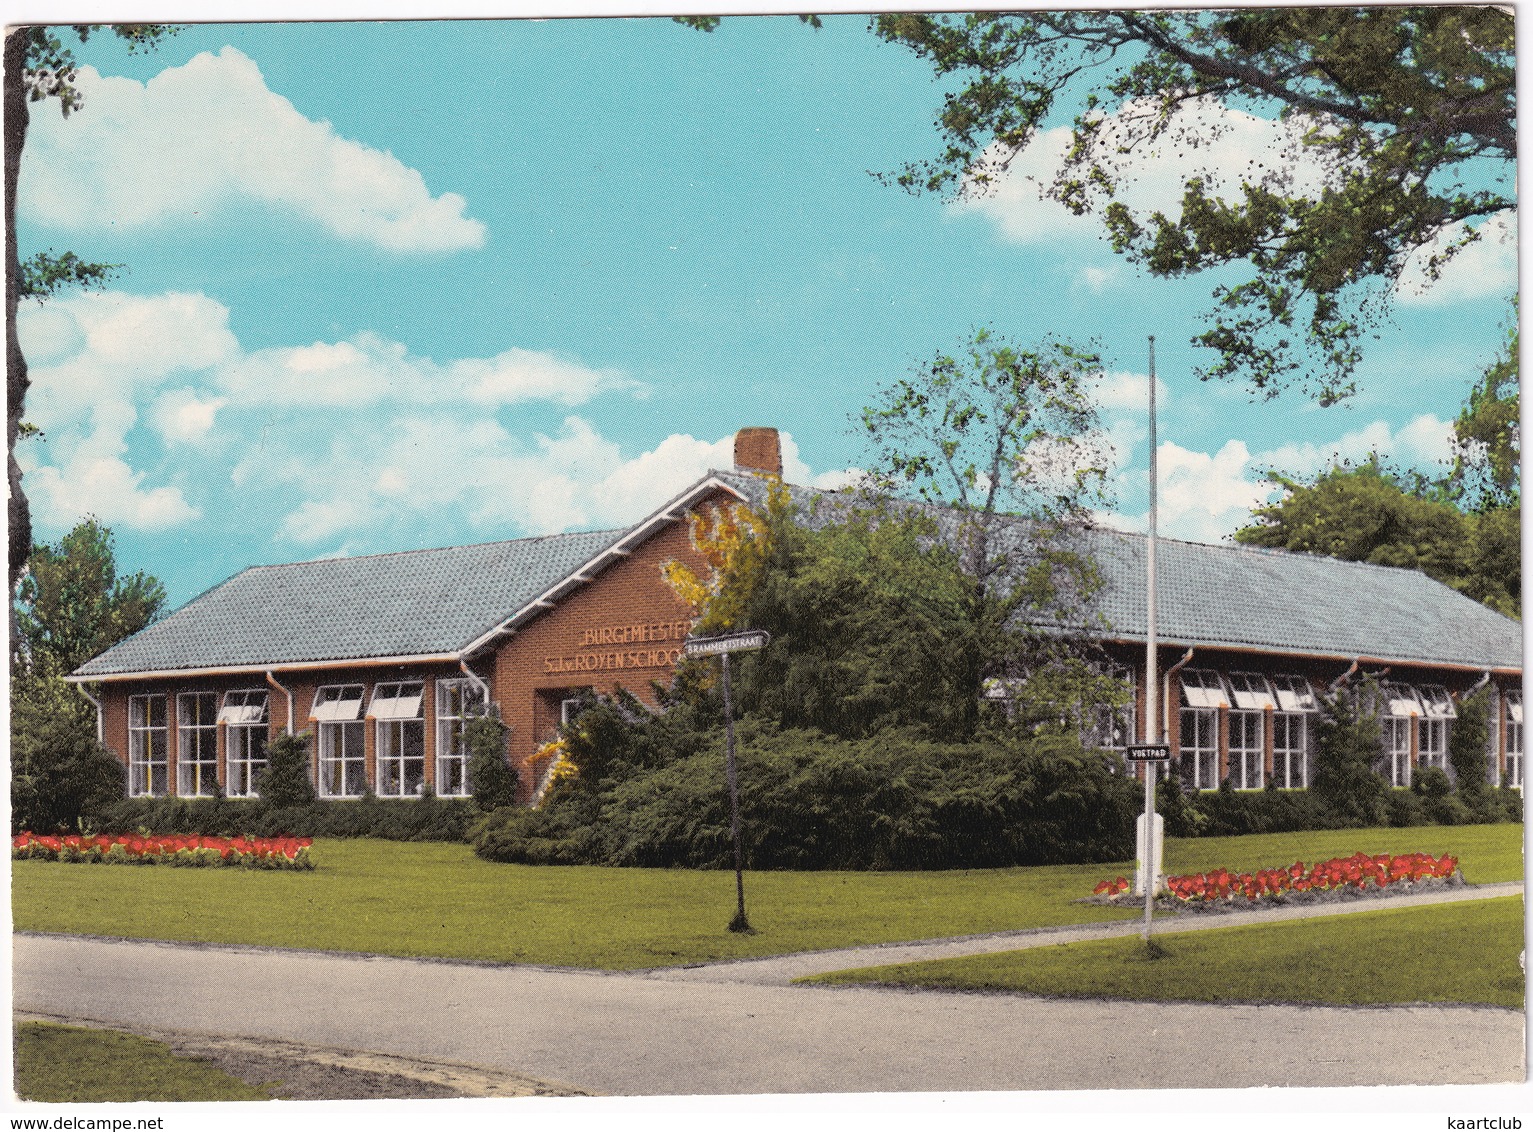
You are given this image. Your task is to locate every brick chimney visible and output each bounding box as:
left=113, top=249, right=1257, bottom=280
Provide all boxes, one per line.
left=733, top=427, right=782, bottom=477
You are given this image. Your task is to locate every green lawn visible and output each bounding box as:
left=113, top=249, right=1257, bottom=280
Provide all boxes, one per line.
left=803, top=895, right=1527, bottom=1009
left=13, top=1023, right=275, bottom=1102
left=11, top=823, right=1522, bottom=970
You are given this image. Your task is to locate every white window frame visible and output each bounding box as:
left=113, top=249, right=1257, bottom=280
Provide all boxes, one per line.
left=1225, top=672, right=1276, bottom=711
left=222, top=689, right=270, bottom=799
left=176, top=692, right=218, bottom=797
left=434, top=679, right=483, bottom=799
left=314, top=684, right=367, bottom=799
left=1270, top=675, right=1315, bottom=788
left=1179, top=671, right=1222, bottom=790
left=1227, top=707, right=1264, bottom=790
left=1380, top=684, right=1418, bottom=788
left=1180, top=669, right=1228, bottom=710
left=373, top=681, right=426, bottom=798
left=128, top=694, right=168, bottom=797
left=1503, top=689, right=1522, bottom=790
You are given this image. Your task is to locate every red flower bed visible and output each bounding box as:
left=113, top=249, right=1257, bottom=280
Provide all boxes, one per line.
left=1094, top=851, right=1458, bottom=906
left=12, top=832, right=314, bottom=870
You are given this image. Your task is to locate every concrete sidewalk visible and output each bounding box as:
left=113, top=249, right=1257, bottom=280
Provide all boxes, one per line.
left=636, top=880, right=1526, bottom=985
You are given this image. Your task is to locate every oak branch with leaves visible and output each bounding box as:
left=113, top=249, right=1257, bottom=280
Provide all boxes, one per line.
left=873, top=7, right=1513, bottom=405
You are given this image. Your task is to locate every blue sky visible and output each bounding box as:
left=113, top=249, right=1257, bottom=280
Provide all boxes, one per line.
left=15, top=11, right=1517, bottom=607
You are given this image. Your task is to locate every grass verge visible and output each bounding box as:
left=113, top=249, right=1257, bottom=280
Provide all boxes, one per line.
left=802, top=896, right=1527, bottom=1009
left=11, top=823, right=1521, bottom=970
left=13, top=1023, right=275, bottom=1102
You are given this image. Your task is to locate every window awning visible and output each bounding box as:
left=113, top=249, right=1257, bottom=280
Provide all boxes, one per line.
left=219, top=689, right=269, bottom=725
left=371, top=682, right=424, bottom=721
left=313, top=686, right=365, bottom=722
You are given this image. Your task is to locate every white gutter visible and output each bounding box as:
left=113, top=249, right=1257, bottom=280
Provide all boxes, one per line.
left=67, top=651, right=462, bottom=685
left=265, top=670, right=295, bottom=736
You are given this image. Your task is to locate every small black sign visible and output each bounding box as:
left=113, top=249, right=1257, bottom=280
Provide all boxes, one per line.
left=1125, top=744, right=1172, bottom=762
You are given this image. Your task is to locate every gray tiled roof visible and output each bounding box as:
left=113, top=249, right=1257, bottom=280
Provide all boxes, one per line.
left=76, top=471, right=1523, bottom=679
left=717, top=471, right=1523, bottom=671
left=1078, top=526, right=1522, bottom=670
left=74, top=529, right=622, bottom=677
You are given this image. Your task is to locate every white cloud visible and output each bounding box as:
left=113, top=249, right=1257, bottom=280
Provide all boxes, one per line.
left=18, top=289, right=640, bottom=535
left=20, top=48, right=485, bottom=253
left=1103, top=414, right=1457, bottom=543
left=1395, top=213, right=1518, bottom=307
left=960, top=97, right=1336, bottom=248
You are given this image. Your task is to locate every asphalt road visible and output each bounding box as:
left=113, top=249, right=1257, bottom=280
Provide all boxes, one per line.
left=12, top=926, right=1525, bottom=1096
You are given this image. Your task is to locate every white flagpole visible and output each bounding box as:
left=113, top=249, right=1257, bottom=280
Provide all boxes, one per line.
left=1142, top=336, right=1160, bottom=942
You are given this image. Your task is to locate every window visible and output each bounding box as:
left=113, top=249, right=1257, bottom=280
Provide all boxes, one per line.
left=1381, top=683, right=1420, bottom=787
left=435, top=680, right=484, bottom=798
left=1083, top=668, right=1136, bottom=771
left=373, top=681, right=425, bottom=797
left=314, top=685, right=366, bottom=798
left=176, top=693, right=218, bottom=797
left=1416, top=685, right=1455, bottom=773
left=1227, top=709, right=1264, bottom=790
left=1270, top=675, right=1316, bottom=788
left=1505, top=689, right=1522, bottom=790
left=221, top=690, right=270, bottom=798
left=128, top=695, right=168, bottom=797
left=1179, top=670, right=1223, bottom=790
left=1225, top=672, right=1276, bottom=711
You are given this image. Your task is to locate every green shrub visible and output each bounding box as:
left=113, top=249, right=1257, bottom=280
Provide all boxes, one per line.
left=256, top=732, right=317, bottom=809
left=9, top=715, right=125, bottom=835
left=97, top=795, right=476, bottom=842
left=473, top=721, right=1140, bottom=870
left=1311, top=679, right=1389, bottom=827
left=466, top=710, right=519, bottom=812
left=1448, top=687, right=1492, bottom=795
left=1384, top=788, right=1425, bottom=827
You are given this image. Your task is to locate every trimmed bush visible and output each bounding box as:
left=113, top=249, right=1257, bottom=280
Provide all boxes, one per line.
left=97, top=795, right=477, bottom=842
left=472, top=721, right=1140, bottom=870
left=255, top=732, right=317, bottom=809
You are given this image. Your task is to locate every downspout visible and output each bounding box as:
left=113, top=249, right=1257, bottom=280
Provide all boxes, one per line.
left=459, top=658, right=491, bottom=703
left=1468, top=669, right=1492, bottom=696
left=265, top=671, right=294, bottom=736
left=78, top=684, right=104, bottom=744
left=1162, top=647, right=1195, bottom=747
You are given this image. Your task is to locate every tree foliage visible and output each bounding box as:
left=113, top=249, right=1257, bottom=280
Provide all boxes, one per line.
left=6, top=24, right=176, bottom=591
left=1450, top=319, right=1520, bottom=510
left=14, top=518, right=167, bottom=675
left=255, top=732, right=317, bottom=810
left=1234, top=457, right=1519, bottom=618
left=466, top=708, right=519, bottom=812
left=873, top=8, right=1514, bottom=403
left=10, top=519, right=166, bottom=832
left=858, top=327, right=1110, bottom=737
left=1310, top=678, right=1389, bottom=828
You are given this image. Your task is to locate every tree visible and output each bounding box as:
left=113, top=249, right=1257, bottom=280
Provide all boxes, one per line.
left=466, top=709, right=519, bottom=812
left=6, top=24, right=175, bottom=591
left=871, top=8, right=1514, bottom=404
left=13, top=518, right=167, bottom=674
left=858, top=327, right=1112, bottom=738
left=10, top=519, right=165, bottom=831
left=1450, top=318, right=1519, bottom=510
left=1311, top=677, right=1389, bottom=828
left=255, top=732, right=317, bottom=810
left=1234, top=457, right=1519, bottom=618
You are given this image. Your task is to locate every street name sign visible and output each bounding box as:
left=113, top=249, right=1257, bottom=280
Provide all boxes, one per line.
left=1126, top=744, right=1171, bottom=762
left=682, top=630, right=771, bottom=658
